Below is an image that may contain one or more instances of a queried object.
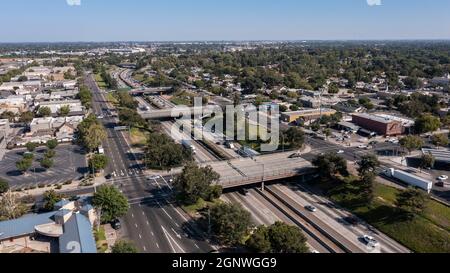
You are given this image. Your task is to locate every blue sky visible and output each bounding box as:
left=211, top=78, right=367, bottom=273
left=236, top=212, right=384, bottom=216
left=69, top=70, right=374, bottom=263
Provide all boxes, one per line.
left=1, top=0, right=450, bottom=42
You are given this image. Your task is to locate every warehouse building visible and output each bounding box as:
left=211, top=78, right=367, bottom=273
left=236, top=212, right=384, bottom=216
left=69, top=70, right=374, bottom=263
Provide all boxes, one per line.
left=352, top=113, right=404, bottom=136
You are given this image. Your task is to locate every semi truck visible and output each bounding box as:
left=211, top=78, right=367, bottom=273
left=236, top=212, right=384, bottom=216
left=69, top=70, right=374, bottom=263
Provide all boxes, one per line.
left=181, top=140, right=197, bottom=154
left=383, top=168, right=433, bottom=193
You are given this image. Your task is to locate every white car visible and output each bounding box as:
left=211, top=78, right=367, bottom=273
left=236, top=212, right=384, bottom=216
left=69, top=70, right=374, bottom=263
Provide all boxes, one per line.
left=438, top=175, right=449, bottom=181
left=362, top=235, right=380, bottom=248
left=305, top=205, right=317, bottom=212
left=337, top=150, right=345, bottom=154
left=147, top=175, right=161, bottom=180
left=358, top=145, right=368, bottom=149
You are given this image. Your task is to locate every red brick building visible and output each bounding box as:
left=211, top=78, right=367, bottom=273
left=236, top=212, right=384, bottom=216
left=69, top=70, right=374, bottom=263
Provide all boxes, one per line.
left=352, top=113, right=403, bottom=136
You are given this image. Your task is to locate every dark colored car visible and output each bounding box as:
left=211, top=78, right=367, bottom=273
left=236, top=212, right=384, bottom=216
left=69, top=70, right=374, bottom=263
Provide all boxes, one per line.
left=239, top=188, right=249, bottom=196
left=344, top=216, right=359, bottom=226
left=111, top=219, right=122, bottom=230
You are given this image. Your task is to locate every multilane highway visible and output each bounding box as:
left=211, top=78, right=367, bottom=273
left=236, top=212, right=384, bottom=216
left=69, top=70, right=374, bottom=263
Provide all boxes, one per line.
left=86, top=73, right=214, bottom=253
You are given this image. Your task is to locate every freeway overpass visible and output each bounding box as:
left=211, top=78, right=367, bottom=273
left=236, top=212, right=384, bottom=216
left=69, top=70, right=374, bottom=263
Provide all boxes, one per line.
left=140, top=105, right=222, bottom=119
left=129, top=87, right=173, bottom=96
left=200, top=151, right=316, bottom=189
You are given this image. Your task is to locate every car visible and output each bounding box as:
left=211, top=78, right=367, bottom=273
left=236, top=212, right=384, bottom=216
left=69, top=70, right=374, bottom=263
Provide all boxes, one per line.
left=337, top=150, right=345, bottom=154
left=289, top=153, right=303, bottom=159
left=147, top=175, right=161, bottom=180
left=358, top=145, right=368, bottom=149
left=438, top=175, right=449, bottom=181
left=362, top=235, right=379, bottom=248
left=110, top=219, right=122, bottom=230
left=344, top=216, right=359, bottom=226
left=305, top=205, right=317, bottom=212
left=239, top=188, right=249, bottom=196
left=105, top=174, right=112, bottom=180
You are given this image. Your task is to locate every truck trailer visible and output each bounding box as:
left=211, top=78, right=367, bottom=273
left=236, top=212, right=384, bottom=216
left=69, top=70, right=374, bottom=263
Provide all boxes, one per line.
left=383, top=168, right=433, bottom=193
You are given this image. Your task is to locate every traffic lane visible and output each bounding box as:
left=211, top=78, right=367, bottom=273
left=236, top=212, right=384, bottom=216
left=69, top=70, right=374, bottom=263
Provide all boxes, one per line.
left=153, top=199, right=214, bottom=253
left=285, top=182, right=410, bottom=253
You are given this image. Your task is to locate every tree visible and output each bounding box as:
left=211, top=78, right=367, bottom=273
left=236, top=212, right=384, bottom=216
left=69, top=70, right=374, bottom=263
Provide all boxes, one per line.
left=89, top=154, right=109, bottom=172
left=84, top=123, right=107, bottom=152
left=267, top=222, right=309, bottom=253
left=144, top=133, right=192, bottom=170
left=111, top=240, right=138, bottom=253
left=25, top=142, right=38, bottom=152
left=246, top=222, right=309, bottom=253
left=420, top=153, right=435, bottom=170
left=40, top=157, right=54, bottom=170
left=396, top=188, right=428, bottom=219
left=359, top=172, right=376, bottom=205
left=400, top=135, right=424, bottom=154
left=328, top=83, right=339, bottom=94
left=42, top=190, right=64, bottom=212
left=16, top=159, right=32, bottom=174
left=312, top=153, right=349, bottom=178
left=0, top=190, right=27, bottom=220
left=174, top=163, right=221, bottom=205
left=246, top=226, right=272, bottom=253
left=44, top=149, right=56, bottom=159
left=431, top=134, right=449, bottom=148
left=59, top=105, right=71, bottom=117
left=92, top=185, right=129, bottom=223
left=0, top=111, right=16, bottom=122
left=0, top=179, right=9, bottom=195
left=357, top=154, right=380, bottom=176
left=38, top=106, right=52, bottom=117
left=19, top=111, right=34, bottom=124
left=209, top=202, right=251, bottom=246
left=282, top=127, right=305, bottom=150
left=415, top=114, right=442, bottom=134
left=46, top=139, right=58, bottom=150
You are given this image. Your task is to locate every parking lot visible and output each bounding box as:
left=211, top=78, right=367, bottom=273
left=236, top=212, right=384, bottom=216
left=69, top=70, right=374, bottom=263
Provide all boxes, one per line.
left=0, top=144, right=88, bottom=189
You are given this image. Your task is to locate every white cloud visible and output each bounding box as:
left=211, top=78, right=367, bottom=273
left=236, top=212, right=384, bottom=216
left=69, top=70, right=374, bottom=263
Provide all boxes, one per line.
left=66, top=0, right=81, bottom=6
left=367, top=0, right=382, bottom=6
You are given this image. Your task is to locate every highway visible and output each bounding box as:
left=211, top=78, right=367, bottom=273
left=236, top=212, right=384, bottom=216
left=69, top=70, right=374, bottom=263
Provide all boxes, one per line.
left=85, top=73, right=214, bottom=253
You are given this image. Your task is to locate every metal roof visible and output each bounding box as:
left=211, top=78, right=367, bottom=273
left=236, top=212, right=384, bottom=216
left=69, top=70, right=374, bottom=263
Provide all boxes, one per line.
left=59, top=213, right=97, bottom=254
left=422, top=149, right=450, bottom=163
left=0, top=212, right=57, bottom=240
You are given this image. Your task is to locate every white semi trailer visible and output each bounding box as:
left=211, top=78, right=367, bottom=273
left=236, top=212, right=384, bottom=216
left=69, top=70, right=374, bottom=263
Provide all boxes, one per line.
left=383, top=168, right=433, bottom=193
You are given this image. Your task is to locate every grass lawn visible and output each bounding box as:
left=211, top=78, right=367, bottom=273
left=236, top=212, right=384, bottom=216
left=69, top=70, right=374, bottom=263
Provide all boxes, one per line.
left=106, top=92, right=119, bottom=105
left=94, top=227, right=109, bottom=253
left=319, top=179, right=450, bottom=253
left=171, top=96, right=193, bottom=106
left=130, top=128, right=149, bottom=147
left=182, top=198, right=223, bottom=216
left=95, top=73, right=107, bottom=89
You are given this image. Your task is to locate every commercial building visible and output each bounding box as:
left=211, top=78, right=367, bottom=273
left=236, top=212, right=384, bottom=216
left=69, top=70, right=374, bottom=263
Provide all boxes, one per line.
left=281, top=108, right=336, bottom=123
left=352, top=113, right=404, bottom=136
left=0, top=199, right=97, bottom=253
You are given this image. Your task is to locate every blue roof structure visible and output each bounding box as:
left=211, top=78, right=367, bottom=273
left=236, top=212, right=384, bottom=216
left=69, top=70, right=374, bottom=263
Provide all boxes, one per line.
left=0, top=212, right=57, bottom=240
left=59, top=214, right=97, bottom=254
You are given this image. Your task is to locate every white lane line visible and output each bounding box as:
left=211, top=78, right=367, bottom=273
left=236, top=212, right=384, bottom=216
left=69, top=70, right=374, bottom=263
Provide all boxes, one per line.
left=157, top=201, right=173, bottom=220
left=195, top=244, right=200, bottom=249
left=135, top=223, right=138, bottom=228
left=143, top=246, right=147, bottom=251
left=147, top=221, right=150, bottom=226
left=131, top=213, right=134, bottom=218
left=156, top=243, right=160, bottom=249
left=139, top=234, right=142, bottom=239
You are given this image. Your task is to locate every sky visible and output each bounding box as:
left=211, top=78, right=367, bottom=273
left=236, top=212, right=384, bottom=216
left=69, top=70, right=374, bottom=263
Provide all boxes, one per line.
left=1, top=0, right=450, bottom=42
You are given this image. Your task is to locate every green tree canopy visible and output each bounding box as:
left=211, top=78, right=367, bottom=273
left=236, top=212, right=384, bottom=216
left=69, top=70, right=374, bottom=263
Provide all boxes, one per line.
left=174, top=163, right=221, bottom=205
left=59, top=105, right=71, bottom=117
left=89, top=154, right=109, bottom=172
left=0, top=179, right=9, bottom=194
left=312, top=152, right=349, bottom=178
left=38, top=106, right=52, bottom=117
left=431, top=134, right=449, bottom=148
left=46, top=139, right=59, bottom=150
left=396, top=187, right=428, bottom=219
left=400, top=135, right=424, bottom=154
left=282, top=127, right=305, bottom=150
left=42, top=190, right=64, bottom=212
left=144, top=133, right=192, bottom=170
left=209, top=202, right=251, bottom=246
left=357, top=154, right=380, bottom=176
left=415, top=114, right=442, bottom=134
left=92, top=185, right=129, bottom=223
left=111, top=240, right=138, bottom=253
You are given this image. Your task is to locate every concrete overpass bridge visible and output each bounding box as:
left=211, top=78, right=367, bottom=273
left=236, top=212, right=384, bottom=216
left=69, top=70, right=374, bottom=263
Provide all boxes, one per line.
left=200, top=152, right=316, bottom=189
left=139, top=105, right=222, bottom=120
left=129, top=87, right=173, bottom=96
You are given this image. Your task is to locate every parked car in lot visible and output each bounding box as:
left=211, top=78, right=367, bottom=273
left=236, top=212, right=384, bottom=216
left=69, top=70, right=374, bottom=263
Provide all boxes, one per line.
left=305, top=205, right=317, bottom=212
